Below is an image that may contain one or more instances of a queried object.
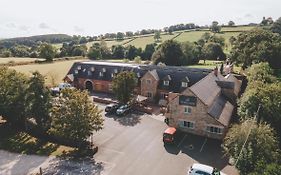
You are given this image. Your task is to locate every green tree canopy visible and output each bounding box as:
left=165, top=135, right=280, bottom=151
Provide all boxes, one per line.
left=50, top=89, right=103, bottom=144
left=210, top=21, right=221, bottom=33
left=142, top=43, right=156, bottom=60
left=154, top=31, right=161, bottom=42
left=238, top=83, right=281, bottom=136
left=39, top=43, right=56, bottom=61
left=181, top=41, right=201, bottom=65
left=231, top=29, right=281, bottom=69
left=125, top=45, right=139, bottom=60
left=112, top=71, right=137, bottom=104
left=223, top=119, right=280, bottom=175
left=152, top=40, right=184, bottom=66
left=25, top=71, right=52, bottom=130
left=202, top=42, right=226, bottom=60
left=271, top=17, right=281, bottom=35
left=0, top=67, right=28, bottom=124
left=112, top=45, right=125, bottom=59
left=246, top=63, right=276, bottom=85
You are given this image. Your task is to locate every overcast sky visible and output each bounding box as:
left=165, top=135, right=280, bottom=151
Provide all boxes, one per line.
left=0, top=0, right=280, bottom=38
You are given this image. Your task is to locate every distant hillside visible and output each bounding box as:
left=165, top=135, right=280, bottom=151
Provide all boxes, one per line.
left=0, top=34, right=72, bottom=48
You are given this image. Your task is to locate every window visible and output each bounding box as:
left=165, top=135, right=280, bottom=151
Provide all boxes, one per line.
left=206, top=126, right=222, bottom=134
left=184, top=106, right=192, bottom=114
left=161, top=93, right=168, bottom=99
left=147, top=92, right=152, bottom=98
left=99, top=72, right=103, bottom=77
left=77, top=65, right=81, bottom=70
left=111, top=73, right=114, bottom=78
left=88, top=71, right=92, bottom=76
left=146, top=79, right=151, bottom=84
left=108, top=84, right=113, bottom=91
left=183, top=121, right=194, bottom=129
left=182, top=82, right=188, bottom=88
left=74, top=70, right=78, bottom=74
left=163, top=80, right=169, bottom=86
left=90, top=67, right=95, bottom=72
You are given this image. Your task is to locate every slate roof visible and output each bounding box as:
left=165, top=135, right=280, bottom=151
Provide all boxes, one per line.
left=65, top=61, right=212, bottom=93
left=208, top=94, right=227, bottom=119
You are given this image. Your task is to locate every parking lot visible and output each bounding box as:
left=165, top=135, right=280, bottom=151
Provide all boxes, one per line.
left=92, top=103, right=238, bottom=175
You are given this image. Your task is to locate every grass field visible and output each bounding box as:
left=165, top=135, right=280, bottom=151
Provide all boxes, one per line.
left=187, top=60, right=241, bottom=73
left=0, top=57, right=43, bottom=64
left=12, top=59, right=87, bottom=86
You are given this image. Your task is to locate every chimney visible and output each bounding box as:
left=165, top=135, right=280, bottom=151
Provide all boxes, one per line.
left=214, top=66, right=218, bottom=76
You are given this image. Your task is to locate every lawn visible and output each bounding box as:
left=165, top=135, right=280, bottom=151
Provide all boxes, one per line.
left=85, top=38, right=132, bottom=49
left=12, top=59, right=88, bottom=86
left=187, top=60, right=241, bottom=73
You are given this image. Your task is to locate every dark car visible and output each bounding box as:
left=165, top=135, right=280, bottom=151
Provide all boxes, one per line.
left=116, top=104, right=131, bottom=116
left=105, top=103, right=120, bottom=114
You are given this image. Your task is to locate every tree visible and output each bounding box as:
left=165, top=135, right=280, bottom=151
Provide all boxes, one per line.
left=112, top=71, right=137, bottom=104
left=271, top=17, right=281, bottom=35
left=100, top=40, right=112, bottom=59
left=202, top=42, right=226, bottom=61
left=0, top=67, right=28, bottom=124
left=154, top=31, right=161, bottom=42
left=116, top=32, right=125, bottom=40
left=181, top=41, right=201, bottom=65
left=87, top=43, right=101, bottom=60
left=246, top=63, right=276, bottom=85
left=25, top=71, right=51, bottom=130
left=142, top=43, right=156, bottom=60
left=10, top=45, right=30, bottom=57
left=125, top=45, right=138, bottom=60
left=39, top=43, right=56, bottom=61
left=250, top=163, right=281, bottom=175
left=210, top=21, right=221, bottom=33
left=71, top=45, right=87, bottom=57
left=229, top=36, right=237, bottom=46
left=228, top=21, right=235, bottom=26
left=112, top=45, right=125, bottom=59
left=223, top=119, right=280, bottom=175
left=238, top=83, right=281, bottom=136
left=152, top=40, right=184, bottom=66
left=50, top=89, right=103, bottom=144
left=230, top=29, right=281, bottom=69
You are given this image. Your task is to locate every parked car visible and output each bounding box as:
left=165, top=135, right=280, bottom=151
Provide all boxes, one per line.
left=188, top=163, right=226, bottom=175
left=163, top=127, right=177, bottom=144
left=51, top=83, right=73, bottom=96
left=105, top=103, right=120, bottom=114
left=116, top=104, right=131, bottom=116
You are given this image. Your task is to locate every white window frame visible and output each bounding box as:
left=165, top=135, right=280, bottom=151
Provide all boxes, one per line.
left=146, top=79, right=151, bottom=84
left=182, top=82, right=188, bottom=88
left=163, top=80, right=169, bottom=86
left=184, top=106, right=192, bottom=115
left=206, top=125, right=223, bottom=134
left=108, top=83, right=113, bottom=91
left=87, top=71, right=92, bottom=76
left=99, top=72, right=103, bottom=77
left=111, top=73, right=114, bottom=78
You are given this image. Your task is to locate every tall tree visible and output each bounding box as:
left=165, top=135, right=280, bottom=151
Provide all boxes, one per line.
left=116, top=32, right=125, bottom=40
left=202, top=42, right=226, bottom=61
left=210, top=21, right=221, bottom=33
left=223, top=119, right=280, bottom=175
left=112, top=45, right=125, bottom=59
left=25, top=71, right=52, bottom=130
left=125, top=45, right=138, bottom=60
left=231, top=29, right=281, bottom=69
left=228, top=21, right=235, bottom=26
left=39, top=43, right=56, bottom=61
left=181, top=41, right=201, bottom=65
left=154, top=31, right=161, bottom=42
left=152, top=40, right=184, bottom=66
left=271, top=17, right=281, bottom=35
left=0, top=67, right=28, bottom=124
left=142, top=43, right=156, bottom=60
left=112, top=71, right=137, bottom=104
left=50, top=89, right=103, bottom=145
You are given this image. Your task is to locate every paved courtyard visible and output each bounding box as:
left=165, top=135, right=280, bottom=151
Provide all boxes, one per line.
left=92, top=104, right=238, bottom=175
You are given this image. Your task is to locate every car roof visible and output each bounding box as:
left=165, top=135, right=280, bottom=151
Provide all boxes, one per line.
left=164, top=127, right=176, bottom=135
left=192, top=163, right=213, bottom=173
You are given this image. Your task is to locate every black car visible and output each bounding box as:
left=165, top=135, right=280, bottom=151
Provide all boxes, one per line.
left=116, top=104, right=131, bottom=116
left=105, top=103, right=120, bottom=114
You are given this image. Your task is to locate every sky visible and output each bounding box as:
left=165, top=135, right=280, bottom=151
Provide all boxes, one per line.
left=0, top=0, right=280, bottom=38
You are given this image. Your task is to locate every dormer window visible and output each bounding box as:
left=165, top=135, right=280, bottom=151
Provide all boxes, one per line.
left=77, top=66, right=81, bottom=70
left=74, top=70, right=78, bottom=74
left=99, top=72, right=103, bottom=77
left=114, top=69, right=118, bottom=73
left=111, top=73, right=114, bottom=78
left=137, top=72, right=141, bottom=78
left=88, top=71, right=92, bottom=76
left=90, top=67, right=95, bottom=72
left=102, top=68, right=106, bottom=72
left=182, top=82, right=188, bottom=88
left=164, top=80, right=169, bottom=86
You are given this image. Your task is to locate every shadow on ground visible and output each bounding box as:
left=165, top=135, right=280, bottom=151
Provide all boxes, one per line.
left=164, top=133, right=229, bottom=171
left=42, top=158, right=104, bottom=175
left=0, top=123, right=59, bottom=156
left=105, top=112, right=142, bottom=127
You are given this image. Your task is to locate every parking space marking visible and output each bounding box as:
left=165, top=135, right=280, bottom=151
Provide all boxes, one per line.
left=200, top=138, right=207, bottom=152
left=177, top=134, right=187, bottom=148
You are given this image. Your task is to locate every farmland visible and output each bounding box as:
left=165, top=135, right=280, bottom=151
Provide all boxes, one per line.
left=12, top=59, right=88, bottom=86
left=0, top=57, right=43, bottom=64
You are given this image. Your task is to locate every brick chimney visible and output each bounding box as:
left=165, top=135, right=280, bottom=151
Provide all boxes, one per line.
left=214, top=66, right=218, bottom=76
